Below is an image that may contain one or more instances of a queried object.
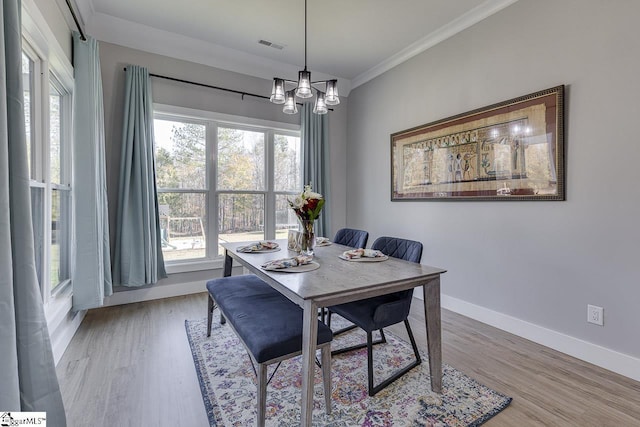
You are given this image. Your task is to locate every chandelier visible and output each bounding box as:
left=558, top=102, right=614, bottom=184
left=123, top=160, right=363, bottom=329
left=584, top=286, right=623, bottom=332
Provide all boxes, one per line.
left=269, top=0, right=340, bottom=115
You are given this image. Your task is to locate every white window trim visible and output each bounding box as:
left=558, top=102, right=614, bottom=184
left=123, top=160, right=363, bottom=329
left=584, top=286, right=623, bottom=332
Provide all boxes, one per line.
left=22, top=0, right=73, bottom=88
left=22, top=0, right=74, bottom=322
left=154, top=104, right=301, bottom=274
left=154, top=104, right=299, bottom=133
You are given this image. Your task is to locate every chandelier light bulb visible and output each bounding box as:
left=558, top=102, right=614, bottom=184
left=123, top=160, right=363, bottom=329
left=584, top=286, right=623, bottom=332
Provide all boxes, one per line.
left=325, top=79, right=340, bottom=105
left=296, top=70, right=313, bottom=98
left=283, top=90, right=298, bottom=114
left=313, top=91, right=328, bottom=114
left=270, top=78, right=286, bottom=104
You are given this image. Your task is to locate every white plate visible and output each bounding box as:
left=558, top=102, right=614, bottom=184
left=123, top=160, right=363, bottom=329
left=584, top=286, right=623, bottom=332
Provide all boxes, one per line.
left=262, top=261, right=320, bottom=273
left=237, top=247, right=281, bottom=254
left=338, top=254, right=389, bottom=262
left=315, top=242, right=332, bottom=247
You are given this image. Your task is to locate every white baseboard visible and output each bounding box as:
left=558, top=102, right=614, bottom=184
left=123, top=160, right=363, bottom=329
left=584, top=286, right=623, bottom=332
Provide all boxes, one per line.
left=51, top=309, right=86, bottom=365
left=45, top=291, right=86, bottom=365
left=440, top=294, right=640, bottom=382
left=103, top=281, right=206, bottom=307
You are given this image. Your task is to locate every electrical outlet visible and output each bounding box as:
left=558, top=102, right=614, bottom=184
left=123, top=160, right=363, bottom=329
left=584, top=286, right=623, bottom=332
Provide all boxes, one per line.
left=587, top=304, right=604, bottom=326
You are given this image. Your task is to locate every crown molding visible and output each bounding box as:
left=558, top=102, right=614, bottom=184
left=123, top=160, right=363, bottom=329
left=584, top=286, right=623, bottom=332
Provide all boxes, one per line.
left=76, top=0, right=520, bottom=97
left=351, top=0, right=521, bottom=89
left=85, top=11, right=353, bottom=96
left=77, top=0, right=95, bottom=17
left=53, top=0, right=82, bottom=32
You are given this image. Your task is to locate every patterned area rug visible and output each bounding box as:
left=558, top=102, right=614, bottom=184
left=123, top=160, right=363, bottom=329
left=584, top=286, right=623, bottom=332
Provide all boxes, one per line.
left=185, top=314, right=511, bottom=426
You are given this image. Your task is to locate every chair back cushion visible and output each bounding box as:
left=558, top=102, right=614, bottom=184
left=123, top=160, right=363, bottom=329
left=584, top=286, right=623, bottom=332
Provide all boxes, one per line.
left=333, top=228, right=369, bottom=248
left=371, top=236, right=423, bottom=263
left=330, top=236, right=424, bottom=331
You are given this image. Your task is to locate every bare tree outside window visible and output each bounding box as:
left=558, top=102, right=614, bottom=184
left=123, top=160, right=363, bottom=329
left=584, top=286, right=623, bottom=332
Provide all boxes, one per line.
left=155, top=120, right=207, bottom=261
left=153, top=113, right=301, bottom=266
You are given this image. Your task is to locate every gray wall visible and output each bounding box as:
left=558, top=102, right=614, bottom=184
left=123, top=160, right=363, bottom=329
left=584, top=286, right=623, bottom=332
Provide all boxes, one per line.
left=33, top=0, right=72, bottom=60
left=346, top=0, right=640, bottom=358
left=99, top=42, right=348, bottom=286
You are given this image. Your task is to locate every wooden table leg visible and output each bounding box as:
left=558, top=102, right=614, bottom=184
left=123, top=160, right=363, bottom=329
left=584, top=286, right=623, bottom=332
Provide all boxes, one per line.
left=223, top=250, right=233, bottom=277
left=423, top=277, right=442, bottom=393
left=300, top=299, right=318, bottom=426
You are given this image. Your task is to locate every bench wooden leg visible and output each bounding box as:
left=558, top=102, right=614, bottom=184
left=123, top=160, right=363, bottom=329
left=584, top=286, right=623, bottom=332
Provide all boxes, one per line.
left=257, top=363, right=267, bottom=427
left=321, top=345, right=332, bottom=415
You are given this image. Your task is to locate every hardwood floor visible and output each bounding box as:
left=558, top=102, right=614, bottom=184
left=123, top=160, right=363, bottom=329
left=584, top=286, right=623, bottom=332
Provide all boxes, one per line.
left=56, top=294, right=209, bottom=427
left=56, top=293, right=640, bottom=426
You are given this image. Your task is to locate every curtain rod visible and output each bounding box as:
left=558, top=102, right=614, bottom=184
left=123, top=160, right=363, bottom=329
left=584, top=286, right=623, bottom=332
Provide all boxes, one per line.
left=123, top=68, right=332, bottom=110
left=64, top=0, right=87, bottom=41
left=149, top=71, right=271, bottom=102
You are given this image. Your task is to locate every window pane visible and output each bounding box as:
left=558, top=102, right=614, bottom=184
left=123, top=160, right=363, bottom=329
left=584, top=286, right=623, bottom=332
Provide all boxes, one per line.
left=217, top=128, right=265, bottom=191
left=275, top=194, right=299, bottom=240
left=158, top=192, right=206, bottom=261
left=218, top=194, right=264, bottom=253
left=51, top=188, right=71, bottom=290
left=274, top=134, right=301, bottom=192
left=49, top=83, right=62, bottom=184
left=22, top=52, right=34, bottom=178
left=154, top=119, right=206, bottom=189
left=31, top=186, right=44, bottom=288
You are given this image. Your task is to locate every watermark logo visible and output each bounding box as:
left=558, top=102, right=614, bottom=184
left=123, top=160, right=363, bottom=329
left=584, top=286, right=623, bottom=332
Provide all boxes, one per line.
left=0, top=412, right=46, bottom=426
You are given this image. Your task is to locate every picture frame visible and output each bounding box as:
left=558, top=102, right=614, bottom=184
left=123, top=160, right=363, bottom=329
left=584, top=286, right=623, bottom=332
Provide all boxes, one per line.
left=391, top=85, right=565, bottom=201
left=288, top=229, right=301, bottom=251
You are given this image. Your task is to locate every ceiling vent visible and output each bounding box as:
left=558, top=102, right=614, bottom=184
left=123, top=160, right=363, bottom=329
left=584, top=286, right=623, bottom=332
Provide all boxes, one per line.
left=258, top=39, right=284, bottom=50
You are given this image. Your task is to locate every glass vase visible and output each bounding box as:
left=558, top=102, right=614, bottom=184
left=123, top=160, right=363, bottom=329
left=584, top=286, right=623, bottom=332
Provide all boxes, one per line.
left=298, top=219, right=316, bottom=256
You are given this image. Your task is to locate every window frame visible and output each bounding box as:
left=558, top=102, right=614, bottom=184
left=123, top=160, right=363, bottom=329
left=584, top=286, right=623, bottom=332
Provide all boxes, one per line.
left=48, top=74, right=72, bottom=186
left=49, top=72, right=73, bottom=294
left=154, top=104, right=300, bottom=274
left=21, top=0, right=74, bottom=317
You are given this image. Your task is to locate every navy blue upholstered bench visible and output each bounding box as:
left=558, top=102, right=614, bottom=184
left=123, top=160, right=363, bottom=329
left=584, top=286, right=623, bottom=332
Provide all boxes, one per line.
left=206, top=274, right=333, bottom=426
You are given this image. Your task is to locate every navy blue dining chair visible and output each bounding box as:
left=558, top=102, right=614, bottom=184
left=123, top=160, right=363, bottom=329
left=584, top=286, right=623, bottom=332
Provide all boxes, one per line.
left=322, top=228, right=370, bottom=326
left=327, top=236, right=423, bottom=396
left=332, top=228, right=369, bottom=249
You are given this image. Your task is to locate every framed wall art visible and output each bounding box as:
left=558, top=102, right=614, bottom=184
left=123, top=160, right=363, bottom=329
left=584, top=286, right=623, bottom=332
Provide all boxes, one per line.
left=391, top=85, right=565, bottom=201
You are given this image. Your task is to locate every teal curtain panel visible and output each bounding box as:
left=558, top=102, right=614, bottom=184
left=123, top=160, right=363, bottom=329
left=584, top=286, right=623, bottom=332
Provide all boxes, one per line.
left=301, top=104, right=330, bottom=237
left=0, top=1, right=67, bottom=423
left=71, top=32, right=113, bottom=309
left=112, top=65, right=167, bottom=286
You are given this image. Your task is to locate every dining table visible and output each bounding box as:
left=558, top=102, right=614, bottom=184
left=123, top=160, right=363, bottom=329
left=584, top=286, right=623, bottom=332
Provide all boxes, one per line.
left=220, top=239, right=447, bottom=427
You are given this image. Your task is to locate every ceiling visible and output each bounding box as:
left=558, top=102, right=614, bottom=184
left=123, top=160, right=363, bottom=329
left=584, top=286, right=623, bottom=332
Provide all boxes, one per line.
left=72, top=0, right=519, bottom=95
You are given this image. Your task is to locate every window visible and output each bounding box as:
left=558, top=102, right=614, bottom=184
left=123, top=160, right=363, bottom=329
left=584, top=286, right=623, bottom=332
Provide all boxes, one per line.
left=49, top=77, right=72, bottom=291
left=153, top=107, right=301, bottom=269
left=22, top=52, right=35, bottom=177
left=274, top=134, right=303, bottom=232
left=22, top=42, right=73, bottom=297
left=216, top=127, right=266, bottom=250
left=154, top=119, right=207, bottom=261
